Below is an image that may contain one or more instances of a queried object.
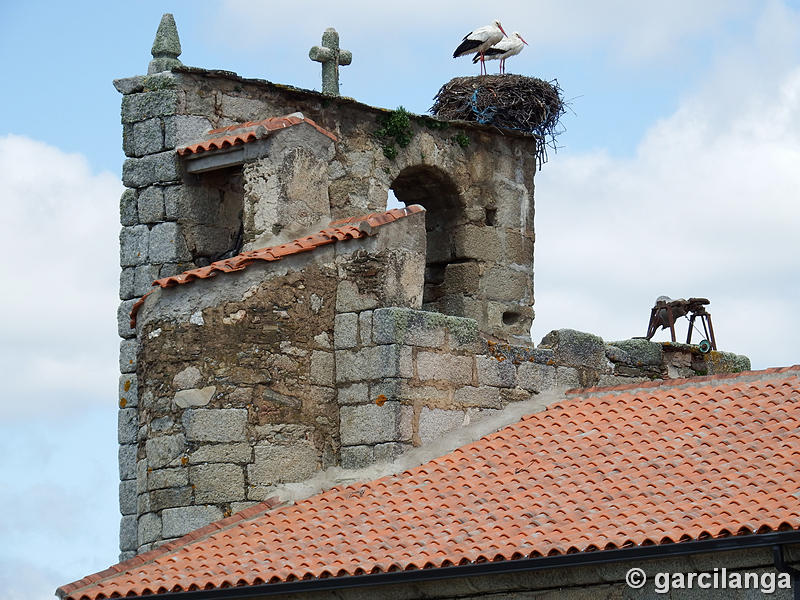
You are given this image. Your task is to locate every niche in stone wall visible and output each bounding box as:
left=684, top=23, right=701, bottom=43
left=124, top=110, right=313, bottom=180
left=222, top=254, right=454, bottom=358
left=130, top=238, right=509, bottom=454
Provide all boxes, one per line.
left=180, top=166, right=244, bottom=266
left=390, top=165, right=471, bottom=312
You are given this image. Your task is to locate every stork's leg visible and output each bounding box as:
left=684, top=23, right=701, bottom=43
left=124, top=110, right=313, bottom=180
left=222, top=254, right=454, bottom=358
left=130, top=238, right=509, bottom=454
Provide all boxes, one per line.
left=480, top=52, right=486, bottom=75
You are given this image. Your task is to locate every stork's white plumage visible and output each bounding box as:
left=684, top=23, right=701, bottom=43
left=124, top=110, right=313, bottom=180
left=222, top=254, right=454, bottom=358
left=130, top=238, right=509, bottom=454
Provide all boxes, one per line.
left=453, top=19, right=507, bottom=75
left=473, top=31, right=528, bottom=74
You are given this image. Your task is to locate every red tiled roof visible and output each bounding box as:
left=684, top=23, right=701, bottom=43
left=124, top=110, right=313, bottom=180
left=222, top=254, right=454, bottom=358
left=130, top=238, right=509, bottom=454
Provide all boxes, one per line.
left=59, top=366, right=800, bottom=599
left=129, top=205, right=424, bottom=327
left=176, top=113, right=337, bottom=156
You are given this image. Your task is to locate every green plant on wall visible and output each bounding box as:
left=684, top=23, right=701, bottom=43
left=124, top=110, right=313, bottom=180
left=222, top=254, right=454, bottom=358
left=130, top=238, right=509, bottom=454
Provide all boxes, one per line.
left=375, top=106, right=414, bottom=159
left=453, top=132, right=470, bottom=148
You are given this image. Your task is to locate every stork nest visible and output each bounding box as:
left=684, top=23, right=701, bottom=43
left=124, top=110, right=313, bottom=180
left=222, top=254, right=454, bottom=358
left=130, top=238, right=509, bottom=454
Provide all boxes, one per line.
left=430, top=74, right=565, bottom=168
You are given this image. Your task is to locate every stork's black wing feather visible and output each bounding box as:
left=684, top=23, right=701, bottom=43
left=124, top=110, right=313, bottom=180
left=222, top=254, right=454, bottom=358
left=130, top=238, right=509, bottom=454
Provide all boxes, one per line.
left=453, top=38, right=483, bottom=58
left=472, top=47, right=504, bottom=62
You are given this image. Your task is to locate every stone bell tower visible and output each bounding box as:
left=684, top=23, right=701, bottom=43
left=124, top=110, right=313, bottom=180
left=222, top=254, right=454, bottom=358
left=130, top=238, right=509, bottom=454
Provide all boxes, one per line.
left=115, top=14, right=539, bottom=559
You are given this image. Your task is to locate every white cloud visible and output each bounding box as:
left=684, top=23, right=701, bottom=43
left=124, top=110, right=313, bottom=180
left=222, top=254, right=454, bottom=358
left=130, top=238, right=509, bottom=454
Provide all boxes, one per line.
left=0, top=410, right=119, bottom=599
left=0, top=135, right=122, bottom=418
left=531, top=6, right=800, bottom=369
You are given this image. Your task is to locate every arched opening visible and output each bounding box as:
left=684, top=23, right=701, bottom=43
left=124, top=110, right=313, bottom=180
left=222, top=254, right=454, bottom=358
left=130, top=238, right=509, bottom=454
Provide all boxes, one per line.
left=390, top=165, right=467, bottom=311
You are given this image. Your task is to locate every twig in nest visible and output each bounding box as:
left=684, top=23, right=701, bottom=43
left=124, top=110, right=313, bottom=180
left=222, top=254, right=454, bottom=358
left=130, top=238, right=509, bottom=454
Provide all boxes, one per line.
left=430, top=74, right=566, bottom=169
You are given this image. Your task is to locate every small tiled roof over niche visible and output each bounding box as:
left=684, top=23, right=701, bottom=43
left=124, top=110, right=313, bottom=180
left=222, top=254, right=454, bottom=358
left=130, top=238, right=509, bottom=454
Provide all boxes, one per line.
left=129, top=205, right=424, bottom=327
left=59, top=366, right=800, bottom=599
left=176, top=113, right=337, bottom=157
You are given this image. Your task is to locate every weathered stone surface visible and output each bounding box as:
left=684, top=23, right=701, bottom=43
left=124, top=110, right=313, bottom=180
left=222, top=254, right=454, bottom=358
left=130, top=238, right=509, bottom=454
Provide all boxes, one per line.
left=137, top=512, right=162, bottom=545
left=149, top=221, right=191, bottom=262
left=120, top=225, right=149, bottom=266
left=310, top=350, right=334, bottom=386
left=254, top=423, right=313, bottom=443
left=118, top=408, right=138, bottom=444
left=453, top=225, right=502, bottom=262
left=149, top=486, right=193, bottom=512
left=341, top=445, right=373, bottom=469
left=416, top=352, right=473, bottom=384
left=163, top=115, right=211, bottom=148
left=378, top=344, right=413, bottom=379
left=373, top=307, right=447, bottom=347
left=131, top=118, right=164, bottom=157
left=446, top=316, right=480, bottom=350
left=443, top=262, right=480, bottom=295
left=172, top=366, right=201, bottom=390
left=142, top=72, right=179, bottom=91
left=336, top=279, right=378, bottom=312
left=120, top=338, right=137, bottom=374
left=133, top=264, right=161, bottom=297
left=706, top=350, right=751, bottom=374
left=337, top=383, right=368, bottom=405
left=334, top=312, right=358, bottom=349
left=190, top=463, right=244, bottom=503
left=161, top=505, right=223, bottom=539
left=120, top=267, right=135, bottom=300
left=607, top=339, right=663, bottom=367
left=147, top=467, right=188, bottom=490
left=145, top=434, right=187, bottom=468
left=119, top=373, right=138, bottom=409
left=114, top=76, right=144, bottom=95
left=517, top=363, right=557, bottom=392
left=120, top=188, right=138, bottom=226
left=173, top=386, right=215, bottom=408
left=453, top=385, right=502, bottom=408
left=119, top=443, right=137, bottom=480
left=248, top=443, right=320, bottom=486
left=122, top=151, right=181, bottom=187
left=120, top=515, right=137, bottom=551
left=334, top=347, right=374, bottom=382
left=117, top=300, right=138, bottom=339
left=137, top=185, right=165, bottom=222
left=418, top=408, right=466, bottom=445
left=368, top=378, right=403, bottom=404
left=121, top=90, right=179, bottom=124
left=119, top=480, right=137, bottom=515
left=358, top=310, right=372, bottom=345
left=137, top=489, right=149, bottom=513
left=189, top=442, right=252, bottom=464
left=481, top=266, right=531, bottom=303
left=183, top=409, right=247, bottom=442
left=556, top=367, right=581, bottom=388
left=231, top=501, right=258, bottom=514
left=340, top=401, right=402, bottom=445
left=374, top=442, right=410, bottom=463
left=539, top=329, right=609, bottom=372
left=476, top=355, right=516, bottom=387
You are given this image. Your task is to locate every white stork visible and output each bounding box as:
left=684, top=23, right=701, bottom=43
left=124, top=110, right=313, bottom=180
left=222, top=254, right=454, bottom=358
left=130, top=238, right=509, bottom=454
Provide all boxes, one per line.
left=453, top=20, right=507, bottom=75
left=473, top=31, right=528, bottom=74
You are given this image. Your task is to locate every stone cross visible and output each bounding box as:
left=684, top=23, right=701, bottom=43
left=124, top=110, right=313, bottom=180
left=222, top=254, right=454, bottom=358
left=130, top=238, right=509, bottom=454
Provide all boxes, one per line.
left=148, top=13, right=183, bottom=74
left=309, top=28, right=352, bottom=96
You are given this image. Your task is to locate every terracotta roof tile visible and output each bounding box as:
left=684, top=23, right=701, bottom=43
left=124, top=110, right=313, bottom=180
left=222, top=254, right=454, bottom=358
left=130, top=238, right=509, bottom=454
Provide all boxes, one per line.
left=176, top=113, right=337, bottom=157
left=59, top=366, right=800, bottom=599
left=129, top=205, right=424, bottom=327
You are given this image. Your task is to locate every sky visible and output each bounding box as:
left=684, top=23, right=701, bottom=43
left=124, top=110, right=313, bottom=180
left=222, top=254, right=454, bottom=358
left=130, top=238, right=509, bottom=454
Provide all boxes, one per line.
left=1, top=1, right=799, bottom=598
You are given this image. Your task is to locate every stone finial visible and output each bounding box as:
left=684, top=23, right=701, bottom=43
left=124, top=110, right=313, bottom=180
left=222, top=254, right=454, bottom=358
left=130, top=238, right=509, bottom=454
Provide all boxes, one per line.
left=309, top=28, right=352, bottom=96
left=148, top=13, right=183, bottom=74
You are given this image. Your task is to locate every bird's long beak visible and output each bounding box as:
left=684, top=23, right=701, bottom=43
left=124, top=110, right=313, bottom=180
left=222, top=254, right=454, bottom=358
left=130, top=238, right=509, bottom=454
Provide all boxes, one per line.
left=498, top=23, right=507, bottom=37
left=519, top=34, right=528, bottom=45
